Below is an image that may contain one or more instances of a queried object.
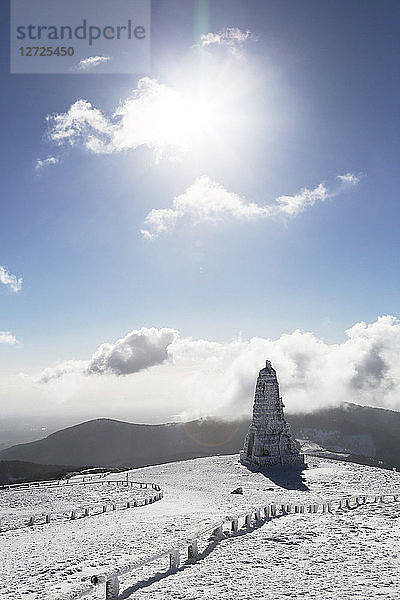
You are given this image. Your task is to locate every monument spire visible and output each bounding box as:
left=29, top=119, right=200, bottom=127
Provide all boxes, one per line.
left=240, top=360, right=304, bottom=467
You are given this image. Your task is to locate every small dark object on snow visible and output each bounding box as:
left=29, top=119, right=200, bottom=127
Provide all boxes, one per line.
left=231, top=487, right=243, bottom=495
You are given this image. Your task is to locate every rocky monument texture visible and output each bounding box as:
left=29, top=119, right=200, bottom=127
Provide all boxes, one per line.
left=240, top=360, right=304, bottom=467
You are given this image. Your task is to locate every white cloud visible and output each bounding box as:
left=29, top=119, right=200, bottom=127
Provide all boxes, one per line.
left=34, top=316, right=400, bottom=418
left=0, top=331, right=18, bottom=345
left=0, top=265, right=22, bottom=293
left=141, top=176, right=271, bottom=239
left=275, top=183, right=329, bottom=216
left=141, top=174, right=359, bottom=239
left=35, top=156, right=59, bottom=170
left=172, top=315, right=400, bottom=417
left=74, top=56, right=110, bottom=71
left=46, top=99, right=111, bottom=149
left=37, top=360, right=88, bottom=384
left=87, top=327, right=178, bottom=376
left=37, top=327, right=178, bottom=383
left=46, top=78, right=203, bottom=160
left=200, top=28, right=253, bottom=51
left=337, top=173, right=360, bottom=186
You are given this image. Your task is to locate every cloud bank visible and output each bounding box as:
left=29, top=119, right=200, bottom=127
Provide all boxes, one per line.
left=36, top=316, right=400, bottom=417
left=141, top=173, right=359, bottom=239
left=0, top=265, right=22, bottom=293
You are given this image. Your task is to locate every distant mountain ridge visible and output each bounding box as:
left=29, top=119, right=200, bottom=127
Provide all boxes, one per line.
left=0, top=418, right=249, bottom=468
left=0, top=403, right=399, bottom=469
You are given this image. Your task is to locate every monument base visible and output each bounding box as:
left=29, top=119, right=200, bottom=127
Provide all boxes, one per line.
left=240, top=452, right=305, bottom=468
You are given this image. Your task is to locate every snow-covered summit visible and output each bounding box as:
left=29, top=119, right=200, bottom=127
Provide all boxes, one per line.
left=1, top=454, right=399, bottom=599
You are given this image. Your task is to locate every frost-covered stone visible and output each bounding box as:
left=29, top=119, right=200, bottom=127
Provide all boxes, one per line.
left=240, top=360, right=304, bottom=468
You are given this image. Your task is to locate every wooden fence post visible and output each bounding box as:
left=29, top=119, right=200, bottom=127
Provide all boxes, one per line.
left=255, top=509, right=261, bottom=521
left=231, top=518, right=238, bottom=532
left=29, top=516, right=35, bottom=526
left=245, top=513, right=252, bottom=527
left=271, top=504, right=277, bottom=517
left=84, top=508, right=89, bottom=517
left=188, top=540, right=198, bottom=559
left=169, top=549, right=180, bottom=569
left=264, top=505, right=271, bottom=519
left=105, top=575, right=120, bottom=600
left=45, top=514, right=50, bottom=523
left=212, top=524, right=223, bottom=539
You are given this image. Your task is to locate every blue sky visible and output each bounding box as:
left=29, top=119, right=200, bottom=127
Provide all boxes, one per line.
left=1, top=0, right=400, bottom=424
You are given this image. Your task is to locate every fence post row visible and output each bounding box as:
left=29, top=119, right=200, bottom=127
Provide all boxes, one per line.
left=84, top=492, right=397, bottom=600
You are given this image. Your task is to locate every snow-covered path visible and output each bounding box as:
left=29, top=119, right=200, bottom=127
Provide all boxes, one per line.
left=1, top=455, right=399, bottom=599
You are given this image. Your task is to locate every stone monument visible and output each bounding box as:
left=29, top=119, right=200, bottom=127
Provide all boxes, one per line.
left=240, top=360, right=304, bottom=467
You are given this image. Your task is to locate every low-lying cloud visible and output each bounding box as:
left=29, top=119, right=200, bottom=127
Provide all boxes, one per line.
left=36, top=316, right=400, bottom=418
left=37, top=327, right=178, bottom=383
left=141, top=173, right=359, bottom=239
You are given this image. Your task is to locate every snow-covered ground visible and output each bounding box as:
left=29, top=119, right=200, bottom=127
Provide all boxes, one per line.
left=0, top=455, right=399, bottom=599
left=0, top=481, right=152, bottom=530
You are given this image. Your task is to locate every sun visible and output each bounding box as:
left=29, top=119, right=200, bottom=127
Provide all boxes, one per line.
left=152, top=88, right=220, bottom=151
